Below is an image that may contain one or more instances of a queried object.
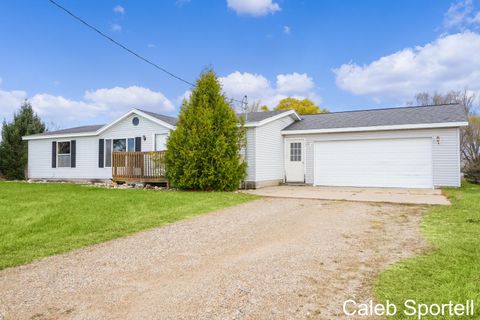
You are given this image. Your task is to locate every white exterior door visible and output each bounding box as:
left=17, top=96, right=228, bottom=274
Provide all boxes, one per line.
left=285, top=140, right=305, bottom=182
left=155, top=134, right=168, bottom=151
left=314, top=138, right=433, bottom=188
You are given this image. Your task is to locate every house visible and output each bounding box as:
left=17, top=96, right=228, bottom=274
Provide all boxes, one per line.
left=22, top=103, right=468, bottom=189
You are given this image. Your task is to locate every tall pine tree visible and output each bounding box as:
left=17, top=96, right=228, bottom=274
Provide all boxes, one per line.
left=164, top=69, right=246, bottom=191
left=0, top=101, right=45, bottom=180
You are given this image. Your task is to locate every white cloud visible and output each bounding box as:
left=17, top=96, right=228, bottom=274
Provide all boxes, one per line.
left=283, top=25, right=291, bottom=35
left=176, top=90, right=191, bottom=105
left=220, top=71, right=271, bottom=97
left=444, top=0, right=480, bottom=30
left=0, top=89, right=27, bottom=120
left=30, top=94, right=106, bottom=123
left=219, top=71, right=321, bottom=109
left=0, top=85, right=174, bottom=127
left=84, top=86, right=174, bottom=114
left=113, top=5, right=125, bottom=14
left=227, top=0, right=280, bottom=17
left=276, top=73, right=314, bottom=93
left=474, top=11, right=480, bottom=23
left=176, top=0, right=191, bottom=7
left=334, top=32, right=480, bottom=101
left=111, top=24, right=122, bottom=32
left=147, top=43, right=156, bottom=48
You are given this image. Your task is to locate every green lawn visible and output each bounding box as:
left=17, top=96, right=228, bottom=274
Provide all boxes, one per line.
left=376, top=182, right=480, bottom=319
left=0, top=182, right=257, bottom=270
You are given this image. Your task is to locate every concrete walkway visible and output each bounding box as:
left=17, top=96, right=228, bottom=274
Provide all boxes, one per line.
left=242, top=185, right=450, bottom=205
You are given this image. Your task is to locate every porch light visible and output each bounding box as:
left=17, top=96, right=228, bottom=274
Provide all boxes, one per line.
left=143, top=135, right=147, bottom=141
left=436, top=136, right=440, bottom=144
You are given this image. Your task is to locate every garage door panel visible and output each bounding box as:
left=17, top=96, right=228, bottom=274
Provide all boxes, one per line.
left=314, top=138, right=433, bottom=188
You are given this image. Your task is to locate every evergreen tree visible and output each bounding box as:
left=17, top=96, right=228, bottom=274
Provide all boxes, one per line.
left=164, top=69, right=246, bottom=191
left=0, top=101, right=45, bottom=180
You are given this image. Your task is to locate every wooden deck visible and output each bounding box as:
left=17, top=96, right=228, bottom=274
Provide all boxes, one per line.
left=112, top=151, right=167, bottom=183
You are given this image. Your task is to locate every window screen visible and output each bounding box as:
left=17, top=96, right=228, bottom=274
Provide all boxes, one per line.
left=290, top=142, right=302, bottom=162
left=105, top=139, right=112, bottom=167
left=57, top=141, right=71, bottom=167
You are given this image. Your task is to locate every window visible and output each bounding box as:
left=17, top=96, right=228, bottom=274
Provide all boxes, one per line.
left=132, top=117, right=139, bottom=126
left=127, top=138, right=135, bottom=152
left=113, top=139, right=127, bottom=152
left=105, top=139, right=112, bottom=167
left=57, top=141, right=71, bottom=167
left=290, top=142, right=302, bottom=162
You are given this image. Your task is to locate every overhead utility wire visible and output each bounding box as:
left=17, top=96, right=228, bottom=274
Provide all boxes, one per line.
left=47, top=0, right=248, bottom=107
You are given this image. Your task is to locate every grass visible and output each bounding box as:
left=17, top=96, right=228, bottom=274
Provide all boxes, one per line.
left=0, top=182, right=257, bottom=270
left=375, top=182, right=480, bottom=319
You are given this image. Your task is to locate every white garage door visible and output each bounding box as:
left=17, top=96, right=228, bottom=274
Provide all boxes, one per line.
left=314, top=138, right=433, bottom=188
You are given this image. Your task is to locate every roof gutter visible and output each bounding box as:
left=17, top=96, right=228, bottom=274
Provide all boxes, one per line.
left=281, top=121, right=469, bottom=135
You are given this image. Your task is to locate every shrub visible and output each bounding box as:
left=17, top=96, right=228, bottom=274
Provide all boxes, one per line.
left=0, top=101, right=45, bottom=180
left=464, top=158, right=480, bottom=184
left=164, top=69, right=246, bottom=191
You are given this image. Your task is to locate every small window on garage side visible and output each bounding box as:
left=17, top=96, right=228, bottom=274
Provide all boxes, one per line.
left=57, top=141, right=71, bottom=167
left=290, top=142, right=302, bottom=162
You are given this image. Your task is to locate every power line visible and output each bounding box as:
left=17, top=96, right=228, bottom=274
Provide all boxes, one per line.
left=47, top=0, right=248, bottom=107
left=48, top=0, right=195, bottom=87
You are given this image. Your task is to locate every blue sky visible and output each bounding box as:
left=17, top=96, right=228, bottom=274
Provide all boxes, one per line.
left=1, top=0, right=479, bottom=129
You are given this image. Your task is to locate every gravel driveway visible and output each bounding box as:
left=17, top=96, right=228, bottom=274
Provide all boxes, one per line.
left=0, top=198, right=426, bottom=319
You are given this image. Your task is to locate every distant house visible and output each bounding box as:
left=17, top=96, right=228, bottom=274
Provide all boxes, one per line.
left=23, top=104, right=468, bottom=189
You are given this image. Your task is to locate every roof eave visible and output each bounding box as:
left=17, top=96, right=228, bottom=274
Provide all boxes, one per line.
left=281, top=121, right=469, bottom=135
left=23, top=131, right=99, bottom=140
left=22, top=108, right=177, bottom=140
left=244, top=110, right=301, bottom=128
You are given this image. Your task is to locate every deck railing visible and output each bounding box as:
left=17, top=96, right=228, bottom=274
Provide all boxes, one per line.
left=112, top=151, right=167, bottom=183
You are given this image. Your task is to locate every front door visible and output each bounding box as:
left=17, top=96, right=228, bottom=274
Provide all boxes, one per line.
left=285, top=140, right=305, bottom=182
left=155, top=134, right=168, bottom=151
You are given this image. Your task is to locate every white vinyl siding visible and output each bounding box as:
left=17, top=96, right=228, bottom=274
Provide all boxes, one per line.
left=285, top=127, right=461, bottom=188
left=100, top=114, right=170, bottom=151
left=27, top=114, right=171, bottom=180
left=244, top=127, right=256, bottom=181
left=253, top=116, right=295, bottom=182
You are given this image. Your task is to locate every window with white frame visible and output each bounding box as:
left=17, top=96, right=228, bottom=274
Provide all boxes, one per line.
left=113, top=139, right=127, bottom=152
left=290, top=142, right=302, bottom=162
left=57, top=141, right=71, bottom=167
left=127, top=138, right=135, bottom=152
left=106, top=138, right=136, bottom=167
left=105, top=139, right=112, bottom=167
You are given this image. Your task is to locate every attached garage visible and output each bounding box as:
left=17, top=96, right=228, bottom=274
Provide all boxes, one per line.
left=313, top=138, right=433, bottom=188
left=281, top=104, right=468, bottom=188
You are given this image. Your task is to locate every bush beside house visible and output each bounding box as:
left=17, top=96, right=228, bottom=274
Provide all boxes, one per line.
left=164, top=70, right=246, bottom=191
left=0, top=102, right=45, bottom=180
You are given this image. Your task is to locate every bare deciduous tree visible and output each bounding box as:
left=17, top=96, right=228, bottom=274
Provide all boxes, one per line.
left=411, top=89, right=480, bottom=169
left=413, top=89, right=476, bottom=113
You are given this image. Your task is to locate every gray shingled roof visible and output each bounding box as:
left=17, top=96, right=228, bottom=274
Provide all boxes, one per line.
left=28, top=124, right=105, bottom=137
left=283, top=104, right=467, bottom=131
left=240, top=110, right=291, bottom=122
left=138, top=109, right=178, bottom=126
left=26, top=104, right=465, bottom=138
